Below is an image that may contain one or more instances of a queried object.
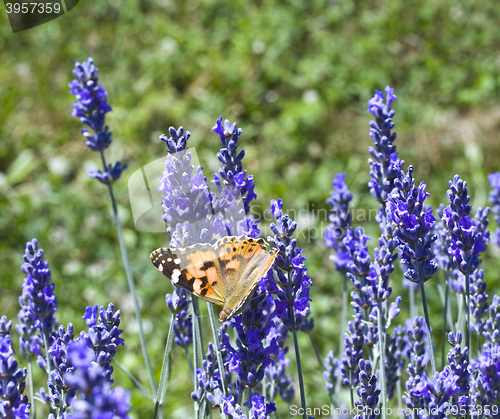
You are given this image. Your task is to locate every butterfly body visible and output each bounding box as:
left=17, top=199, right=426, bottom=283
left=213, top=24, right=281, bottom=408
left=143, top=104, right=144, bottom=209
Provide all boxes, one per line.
left=150, top=236, right=277, bottom=322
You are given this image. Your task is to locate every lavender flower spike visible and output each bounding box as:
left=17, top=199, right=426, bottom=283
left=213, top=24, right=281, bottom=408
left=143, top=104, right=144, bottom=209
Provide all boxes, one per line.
left=17, top=239, right=58, bottom=368
left=64, top=343, right=131, bottom=419
left=367, top=86, right=404, bottom=205
left=0, top=322, right=30, bottom=419
left=488, top=171, right=500, bottom=245
left=354, top=359, right=381, bottom=419
left=324, top=173, right=353, bottom=272
left=69, top=58, right=127, bottom=183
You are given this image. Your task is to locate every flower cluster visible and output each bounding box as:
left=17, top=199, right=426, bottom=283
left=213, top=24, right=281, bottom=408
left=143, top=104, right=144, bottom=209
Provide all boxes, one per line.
left=17, top=239, right=58, bottom=364
left=488, top=172, right=500, bottom=245
left=367, top=86, right=404, bottom=206
left=69, top=58, right=127, bottom=183
left=165, top=289, right=192, bottom=348
left=158, top=126, right=221, bottom=248
left=324, top=173, right=353, bottom=273
left=0, top=321, right=30, bottom=419
left=64, top=342, right=130, bottom=419
left=191, top=325, right=233, bottom=404
left=223, top=285, right=278, bottom=391
left=323, top=350, right=341, bottom=398
left=386, top=166, right=438, bottom=284
left=341, top=314, right=365, bottom=387
left=267, top=199, right=312, bottom=331
left=441, top=175, right=485, bottom=277
left=354, top=359, right=380, bottom=419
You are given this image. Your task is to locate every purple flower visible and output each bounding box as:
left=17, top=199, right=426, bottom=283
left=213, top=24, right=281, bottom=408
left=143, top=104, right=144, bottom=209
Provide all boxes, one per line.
left=386, top=166, right=438, bottom=283
left=191, top=324, right=234, bottom=404
left=263, top=319, right=294, bottom=403
left=165, top=288, right=192, bottom=348
left=354, top=359, right=381, bottom=419
left=367, top=86, right=404, bottom=205
left=473, top=342, right=500, bottom=409
left=324, top=173, right=353, bottom=273
left=69, top=58, right=112, bottom=149
left=446, top=332, right=469, bottom=397
left=323, top=351, right=341, bottom=398
left=158, top=126, right=224, bottom=248
left=385, top=325, right=407, bottom=400
left=267, top=199, right=312, bottom=331
left=341, top=314, right=365, bottom=387
left=488, top=172, right=500, bottom=245
left=0, top=324, right=30, bottom=419
left=441, top=175, right=485, bottom=276
left=482, top=295, right=500, bottom=345
left=16, top=239, right=58, bottom=365
left=219, top=390, right=276, bottom=419
left=69, top=58, right=126, bottom=185
left=88, top=162, right=127, bottom=185
left=413, top=370, right=460, bottom=418
left=223, top=284, right=278, bottom=390
left=470, top=269, right=489, bottom=336
left=64, top=361, right=130, bottom=419
left=403, top=317, right=428, bottom=411
left=212, top=117, right=258, bottom=237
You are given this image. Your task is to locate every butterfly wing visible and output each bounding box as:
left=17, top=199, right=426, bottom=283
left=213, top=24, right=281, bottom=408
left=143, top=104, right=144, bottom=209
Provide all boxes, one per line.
left=150, top=244, right=226, bottom=307
left=215, top=236, right=277, bottom=321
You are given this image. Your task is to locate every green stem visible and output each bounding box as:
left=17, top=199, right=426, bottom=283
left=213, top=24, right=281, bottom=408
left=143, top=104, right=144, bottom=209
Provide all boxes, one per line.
left=442, top=272, right=452, bottom=368
left=290, top=311, right=307, bottom=419
left=247, top=387, right=252, bottom=416
left=184, top=347, right=194, bottom=382
left=99, top=150, right=157, bottom=398
left=377, top=299, right=387, bottom=419
left=28, top=360, right=36, bottom=419
left=113, top=359, right=154, bottom=403
left=464, top=268, right=471, bottom=419
left=191, top=300, right=201, bottom=419
left=153, top=314, right=175, bottom=419
left=409, top=283, right=418, bottom=318
left=349, top=370, right=354, bottom=410
left=207, top=303, right=228, bottom=419
left=309, top=334, right=324, bottom=372
left=339, top=274, right=348, bottom=356
left=418, top=266, right=437, bottom=378
left=397, top=378, right=403, bottom=419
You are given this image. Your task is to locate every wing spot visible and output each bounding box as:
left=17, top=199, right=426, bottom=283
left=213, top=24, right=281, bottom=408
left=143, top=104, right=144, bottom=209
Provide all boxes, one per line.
left=174, top=258, right=181, bottom=265
left=158, top=264, right=163, bottom=272
left=167, top=258, right=172, bottom=262
left=162, top=260, right=165, bottom=264
left=226, top=247, right=231, bottom=252
left=171, top=269, right=181, bottom=284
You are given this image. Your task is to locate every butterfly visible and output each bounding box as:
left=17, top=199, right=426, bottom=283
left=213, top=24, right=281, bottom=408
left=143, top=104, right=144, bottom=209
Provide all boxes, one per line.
left=150, top=236, right=277, bottom=322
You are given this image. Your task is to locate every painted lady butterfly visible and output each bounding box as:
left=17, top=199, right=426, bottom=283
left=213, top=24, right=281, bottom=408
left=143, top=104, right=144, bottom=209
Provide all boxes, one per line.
left=150, top=236, right=277, bottom=322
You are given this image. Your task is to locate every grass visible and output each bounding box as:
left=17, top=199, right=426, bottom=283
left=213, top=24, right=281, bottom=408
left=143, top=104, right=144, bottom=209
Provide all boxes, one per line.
left=1, top=0, right=500, bottom=417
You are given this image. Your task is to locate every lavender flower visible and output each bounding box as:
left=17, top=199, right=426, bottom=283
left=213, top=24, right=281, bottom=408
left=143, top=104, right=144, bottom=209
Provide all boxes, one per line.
left=482, top=295, right=500, bottom=345
left=0, top=323, right=30, bottom=419
left=81, top=303, right=124, bottom=382
left=403, top=317, right=428, bottom=412
left=64, top=343, right=130, bottom=419
left=354, top=359, right=380, bottom=419
left=487, top=172, right=500, bottom=245
left=43, top=323, right=76, bottom=411
left=367, top=86, right=404, bottom=206
left=191, top=324, right=233, bottom=404
left=446, top=332, right=469, bottom=397
left=474, top=342, right=500, bottom=410
left=470, top=269, right=489, bottom=336
left=324, top=173, right=353, bottom=273
left=341, top=314, right=365, bottom=387
left=413, top=369, right=460, bottom=418
left=267, top=199, right=312, bottom=331
left=88, top=162, right=128, bottom=185
left=441, top=175, right=484, bottom=277
left=323, top=351, right=341, bottom=398
left=218, top=390, right=276, bottom=419
left=165, top=289, right=192, bottom=348
left=385, top=325, right=407, bottom=400
left=223, top=284, right=278, bottom=390
left=69, top=58, right=126, bottom=183
left=17, top=239, right=58, bottom=365
left=386, top=166, right=438, bottom=284
left=263, top=319, right=294, bottom=403
left=212, top=117, right=258, bottom=237
left=158, top=126, right=222, bottom=248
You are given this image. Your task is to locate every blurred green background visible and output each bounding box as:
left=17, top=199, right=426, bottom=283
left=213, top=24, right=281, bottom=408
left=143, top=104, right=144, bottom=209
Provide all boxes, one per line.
left=1, top=0, right=500, bottom=417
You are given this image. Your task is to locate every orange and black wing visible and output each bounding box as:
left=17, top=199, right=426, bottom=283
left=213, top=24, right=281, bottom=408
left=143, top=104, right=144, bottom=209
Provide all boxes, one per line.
left=150, top=243, right=226, bottom=307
